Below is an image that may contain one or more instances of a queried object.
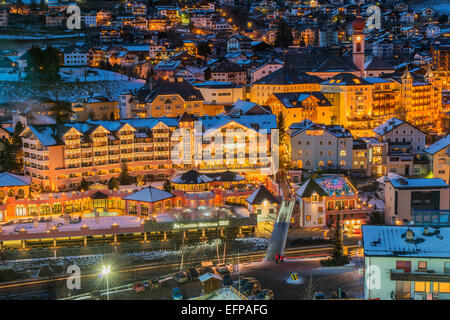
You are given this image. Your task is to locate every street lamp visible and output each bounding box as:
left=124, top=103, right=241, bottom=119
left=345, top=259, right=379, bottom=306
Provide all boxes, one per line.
left=101, top=265, right=111, bottom=300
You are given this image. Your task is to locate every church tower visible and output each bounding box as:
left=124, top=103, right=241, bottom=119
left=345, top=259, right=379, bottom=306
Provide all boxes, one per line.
left=352, top=13, right=366, bottom=76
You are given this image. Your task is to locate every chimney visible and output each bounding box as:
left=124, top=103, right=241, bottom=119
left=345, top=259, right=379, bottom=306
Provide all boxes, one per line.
left=406, top=229, right=414, bottom=241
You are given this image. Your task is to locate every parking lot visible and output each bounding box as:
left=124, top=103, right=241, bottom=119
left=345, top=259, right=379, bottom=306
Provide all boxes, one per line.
left=99, top=255, right=363, bottom=300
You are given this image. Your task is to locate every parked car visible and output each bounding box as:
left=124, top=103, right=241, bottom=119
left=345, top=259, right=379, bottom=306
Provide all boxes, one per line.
left=242, top=280, right=261, bottom=296
left=223, top=273, right=233, bottom=286
left=314, top=292, right=326, bottom=300
left=146, top=278, right=160, bottom=290
left=234, top=277, right=254, bottom=290
left=173, top=271, right=189, bottom=284
left=172, top=287, right=183, bottom=300
left=132, top=281, right=145, bottom=293
left=255, top=289, right=274, bottom=300
left=215, top=266, right=230, bottom=275
left=186, top=268, right=199, bottom=280
left=197, top=267, right=213, bottom=276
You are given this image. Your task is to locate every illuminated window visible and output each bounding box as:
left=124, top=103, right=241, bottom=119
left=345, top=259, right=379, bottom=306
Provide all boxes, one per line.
left=414, top=282, right=430, bottom=292
left=418, top=261, right=427, bottom=270
left=306, top=215, right=311, bottom=221
left=340, top=150, right=346, bottom=156
left=438, top=282, right=450, bottom=293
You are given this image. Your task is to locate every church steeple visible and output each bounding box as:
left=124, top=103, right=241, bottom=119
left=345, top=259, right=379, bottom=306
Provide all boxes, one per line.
left=352, top=13, right=366, bottom=76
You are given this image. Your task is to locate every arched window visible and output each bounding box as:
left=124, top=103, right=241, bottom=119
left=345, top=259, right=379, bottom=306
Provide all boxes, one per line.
left=7, top=189, right=14, bottom=197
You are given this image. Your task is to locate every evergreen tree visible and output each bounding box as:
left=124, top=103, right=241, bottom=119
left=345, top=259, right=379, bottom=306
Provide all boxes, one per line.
left=39, top=0, right=48, bottom=10
left=163, top=180, right=172, bottom=192
left=119, top=162, right=133, bottom=185
left=321, top=215, right=349, bottom=266
left=80, top=178, right=89, bottom=191
left=367, top=205, right=384, bottom=225
left=197, top=41, right=211, bottom=64
left=50, top=99, right=73, bottom=124
left=25, top=46, right=61, bottom=83
left=331, top=215, right=344, bottom=261
left=108, top=177, right=119, bottom=190
left=274, top=20, right=293, bottom=48
left=277, top=112, right=286, bottom=145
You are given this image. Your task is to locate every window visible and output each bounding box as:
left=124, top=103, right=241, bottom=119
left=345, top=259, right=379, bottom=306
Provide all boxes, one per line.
left=340, top=150, right=346, bottom=156
left=396, top=260, right=411, bottom=273
left=414, top=282, right=430, bottom=293
left=418, top=261, right=427, bottom=270
left=318, top=218, right=323, bottom=224
left=306, top=215, right=311, bottom=221
left=444, top=262, right=450, bottom=274
left=395, top=281, right=411, bottom=298
left=437, top=282, right=450, bottom=293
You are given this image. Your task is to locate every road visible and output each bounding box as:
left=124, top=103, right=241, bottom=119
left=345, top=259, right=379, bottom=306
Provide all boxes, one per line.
left=0, top=244, right=359, bottom=299
left=90, top=253, right=364, bottom=301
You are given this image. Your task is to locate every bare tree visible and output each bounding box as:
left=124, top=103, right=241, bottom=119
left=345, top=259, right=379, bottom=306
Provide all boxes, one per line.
left=300, top=274, right=316, bottom=300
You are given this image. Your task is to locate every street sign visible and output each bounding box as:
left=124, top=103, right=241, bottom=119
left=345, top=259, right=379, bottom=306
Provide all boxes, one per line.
left=290, top=273, right=299, bottom=281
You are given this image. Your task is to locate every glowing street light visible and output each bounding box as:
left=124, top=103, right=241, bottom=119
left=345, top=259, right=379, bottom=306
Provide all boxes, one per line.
left=101, top=265, right=111, bottom=300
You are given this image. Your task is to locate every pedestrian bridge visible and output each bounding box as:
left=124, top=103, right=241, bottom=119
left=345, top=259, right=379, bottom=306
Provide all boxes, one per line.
left=264, top=200, right=295, bottom=261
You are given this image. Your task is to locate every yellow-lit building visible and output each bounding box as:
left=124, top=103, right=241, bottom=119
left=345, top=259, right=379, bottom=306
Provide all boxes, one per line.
left=71, top=97, right=119, bottom=121
left=250, top=67, right=322, bottom=105
left=129, top=78, right=205, bottom=118
left=265, top=92, right=332, bottom=127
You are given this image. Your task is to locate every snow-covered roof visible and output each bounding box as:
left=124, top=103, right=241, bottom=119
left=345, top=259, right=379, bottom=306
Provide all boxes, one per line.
left=373, top=117, right=404, bottom=136
left=246, top=185, right=279, bottom=205
left=362, top=225, right=450, bottom=258
left=171, top=170, right=214, bottom=185
left=376, top=172, right=405, bottom=185
left=389, top=178, right=449, bottom=189
left=0, top=172, right=31, bottom=187
left=198, top=272, right=222, bottom=282
left=424, top=135, right=450, bottom=155
left=124, top=187, right=174, bottom=203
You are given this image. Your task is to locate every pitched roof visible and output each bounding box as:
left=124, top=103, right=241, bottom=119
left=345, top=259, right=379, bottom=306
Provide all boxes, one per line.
left=272, top=92, right=332, bottom=109
left=373, top=117, right=406, bottom=135
left=295, top=179, right=328, bottom=198
left=124, top=187, right=174, bottom=203
left=246, top=185, right=279, bottom=205
left=364, top=56, right=394, bottom=71
left=253, top=66, right=322, bottom=85
left=147, top=78, right=204, bottom=102
left=171, top=170, right=214, bottom=185
left=321, top=73, right=371, bottom=86
left=198, top=272, right=222, bottom=282
left=205, top=170, right=245, bottom=182
left=0, top=172, right=31, bottom=187
left=424, top=135, right=450, bottom=155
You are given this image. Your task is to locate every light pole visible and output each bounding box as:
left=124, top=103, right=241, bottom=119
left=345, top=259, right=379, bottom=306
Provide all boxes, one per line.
left=102, top=265, right=111, bottom=300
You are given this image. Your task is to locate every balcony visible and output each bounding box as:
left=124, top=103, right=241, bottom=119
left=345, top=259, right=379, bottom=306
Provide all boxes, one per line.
left=390, top=270, right=450, bottom=282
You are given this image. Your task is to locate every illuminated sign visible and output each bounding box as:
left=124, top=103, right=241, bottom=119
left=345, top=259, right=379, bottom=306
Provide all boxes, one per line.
left=173, top=220, right=230, bottom=230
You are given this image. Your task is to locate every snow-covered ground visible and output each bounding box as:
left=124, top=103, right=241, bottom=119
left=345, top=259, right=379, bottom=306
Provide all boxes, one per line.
left=0, top=34, right=86, bottom=40
left=360, top=192, right=385, bottom=211
left=409, top=0, right=450, bottom=15
left=0, top=77, right=144, bottom=103
left=233, top=238, right=269, bottom=251
left=1, top=215, right=142, bottom=235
